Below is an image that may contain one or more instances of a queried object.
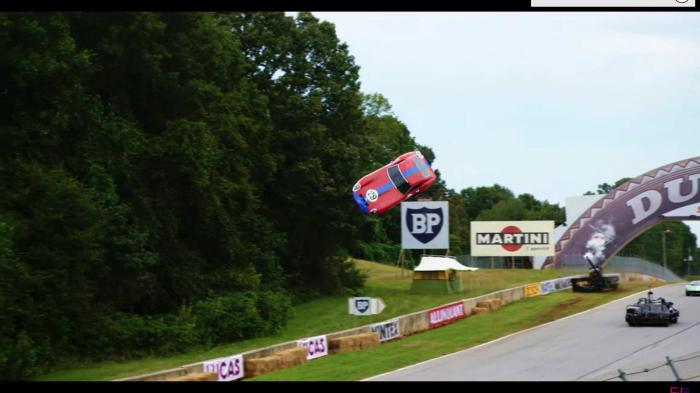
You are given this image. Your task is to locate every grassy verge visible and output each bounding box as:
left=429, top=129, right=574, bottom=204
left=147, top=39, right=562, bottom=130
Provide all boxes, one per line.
left=251, top=281, right=667, bottom=381
left=37, top=260, right=575, bottom=381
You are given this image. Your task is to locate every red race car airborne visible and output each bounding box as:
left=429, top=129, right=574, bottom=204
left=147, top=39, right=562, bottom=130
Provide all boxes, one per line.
left=352, top=151, right=437, bottom=215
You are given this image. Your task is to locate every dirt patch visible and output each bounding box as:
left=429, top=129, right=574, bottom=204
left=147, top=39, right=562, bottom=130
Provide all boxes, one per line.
left=535, top=296, right=584, bottom=324
left=399, top=340, right=441, bottom=350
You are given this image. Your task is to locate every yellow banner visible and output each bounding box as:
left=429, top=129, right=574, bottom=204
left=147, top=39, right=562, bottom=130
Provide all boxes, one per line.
left=524, top=283, right=542, bottom=298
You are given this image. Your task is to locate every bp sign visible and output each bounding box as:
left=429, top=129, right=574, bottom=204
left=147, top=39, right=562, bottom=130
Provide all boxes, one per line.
left=348, top=297, right=386, bottom=315
left=401, top=201, right=449, bottom=249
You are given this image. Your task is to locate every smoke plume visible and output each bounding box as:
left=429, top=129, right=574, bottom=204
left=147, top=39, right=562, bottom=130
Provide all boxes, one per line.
left=584, top=222, right=616, bottom=266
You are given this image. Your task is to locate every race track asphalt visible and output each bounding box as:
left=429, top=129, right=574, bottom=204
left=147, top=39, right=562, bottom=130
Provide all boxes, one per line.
left=366, top=283, right=700, bottom=381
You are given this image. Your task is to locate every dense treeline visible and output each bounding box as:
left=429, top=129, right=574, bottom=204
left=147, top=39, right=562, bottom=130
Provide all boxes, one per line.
left=0, top=11, right=395, bottom=378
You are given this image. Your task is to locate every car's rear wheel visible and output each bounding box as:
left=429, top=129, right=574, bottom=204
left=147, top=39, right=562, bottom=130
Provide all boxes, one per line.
left=688, top=291, right=691, bottom=296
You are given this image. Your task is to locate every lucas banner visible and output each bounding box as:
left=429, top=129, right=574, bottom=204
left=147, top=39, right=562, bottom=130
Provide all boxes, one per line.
left=297, top=335, right=328, bottom=360
left=470, top=221, right=555, bottom=256
left=401, top=201, right=449, bottom=249
left=203, top=354, right=244, bottom=382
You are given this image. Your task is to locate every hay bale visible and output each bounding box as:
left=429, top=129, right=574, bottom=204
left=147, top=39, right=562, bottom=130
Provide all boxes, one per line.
left=244, top=347, right=308, bottom=377
left=167, top=372, right=218, bottom=381
left=276, top=347, right=308, bottom=368
left=476, top=299, right=501, bottom=311
left=329, top=332, right=379, bottom=354
left=471, top=306, right=489, bottom=315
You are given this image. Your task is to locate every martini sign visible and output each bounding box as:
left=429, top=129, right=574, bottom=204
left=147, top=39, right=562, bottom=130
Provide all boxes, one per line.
left=470, top=221, right=555, bottom=256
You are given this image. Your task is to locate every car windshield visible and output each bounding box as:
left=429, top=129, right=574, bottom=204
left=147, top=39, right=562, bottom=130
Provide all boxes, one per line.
left=387, top=165, right=411, bottom=194
left=691, top=281, right=700, bottom=285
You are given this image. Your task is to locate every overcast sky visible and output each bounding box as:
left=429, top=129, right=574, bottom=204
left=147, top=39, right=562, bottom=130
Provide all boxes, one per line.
left=305, top=12, right=700, bottom=238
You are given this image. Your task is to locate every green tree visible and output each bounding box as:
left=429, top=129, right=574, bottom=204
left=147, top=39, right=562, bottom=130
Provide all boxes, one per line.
left=459, top=184, right=515, bottom=220
left=224, top=12, right=369, bottom=298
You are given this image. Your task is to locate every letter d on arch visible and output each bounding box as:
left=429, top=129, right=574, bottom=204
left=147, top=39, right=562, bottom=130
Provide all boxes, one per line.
left=626, top=190, right=662, bottom=225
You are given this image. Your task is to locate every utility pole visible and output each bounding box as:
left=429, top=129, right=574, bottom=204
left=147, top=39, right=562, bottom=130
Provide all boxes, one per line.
left=662, top=229, right=672, bottom=280
left=687, top=248, right=693, bottom=277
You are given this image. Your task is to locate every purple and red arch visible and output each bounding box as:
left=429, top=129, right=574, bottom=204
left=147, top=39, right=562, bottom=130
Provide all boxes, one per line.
left=543, top=156, right=700, bottom=269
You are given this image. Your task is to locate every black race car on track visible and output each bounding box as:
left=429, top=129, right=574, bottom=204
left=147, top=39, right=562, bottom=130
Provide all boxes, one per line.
left=625, top=291, right=679, bottom=327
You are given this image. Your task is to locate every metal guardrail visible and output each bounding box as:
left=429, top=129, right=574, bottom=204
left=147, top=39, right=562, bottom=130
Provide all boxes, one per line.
left=559, top=255, right=682, bottom=282
left=453, top=254, right=683, bottom=282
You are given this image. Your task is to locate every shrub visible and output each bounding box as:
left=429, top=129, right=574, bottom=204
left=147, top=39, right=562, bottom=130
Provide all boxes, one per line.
left=0, top=331, right=41, bottom=380
left=192, top=292, right=265, bottom=343
left=256, top=290, right=292, bottom=334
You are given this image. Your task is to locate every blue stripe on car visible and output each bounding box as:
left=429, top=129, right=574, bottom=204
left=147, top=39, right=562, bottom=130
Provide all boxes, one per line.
left=378, top=165, right=421, bottom=195
left=377, top=182, right=393, bottom=195
left=402, top=166, right=420, bottom=178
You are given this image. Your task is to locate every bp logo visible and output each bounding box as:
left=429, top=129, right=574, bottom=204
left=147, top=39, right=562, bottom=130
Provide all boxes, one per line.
left=406, top=207, right=444, bottom=244
left=354, top=298, right=370, bottom=313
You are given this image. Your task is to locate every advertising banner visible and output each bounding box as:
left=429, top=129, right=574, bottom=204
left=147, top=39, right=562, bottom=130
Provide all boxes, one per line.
left=555, top=277, right=573, bottom=290
left=401, top=201, right=449, bottom=249
left=540, top=280, right=556, bottom=295
left=524, top=283, right=542, bottom=298
left=297, top=335, right=328, bottom=360
left=348, top=297, right=386, bottom=315
left=202, top=354, right=244, bottom=382
left=371, top=319, right=401, bottom=342
left=470, top=221, right=555, bottom=256
left=428, top=301, right=465, bottom=328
